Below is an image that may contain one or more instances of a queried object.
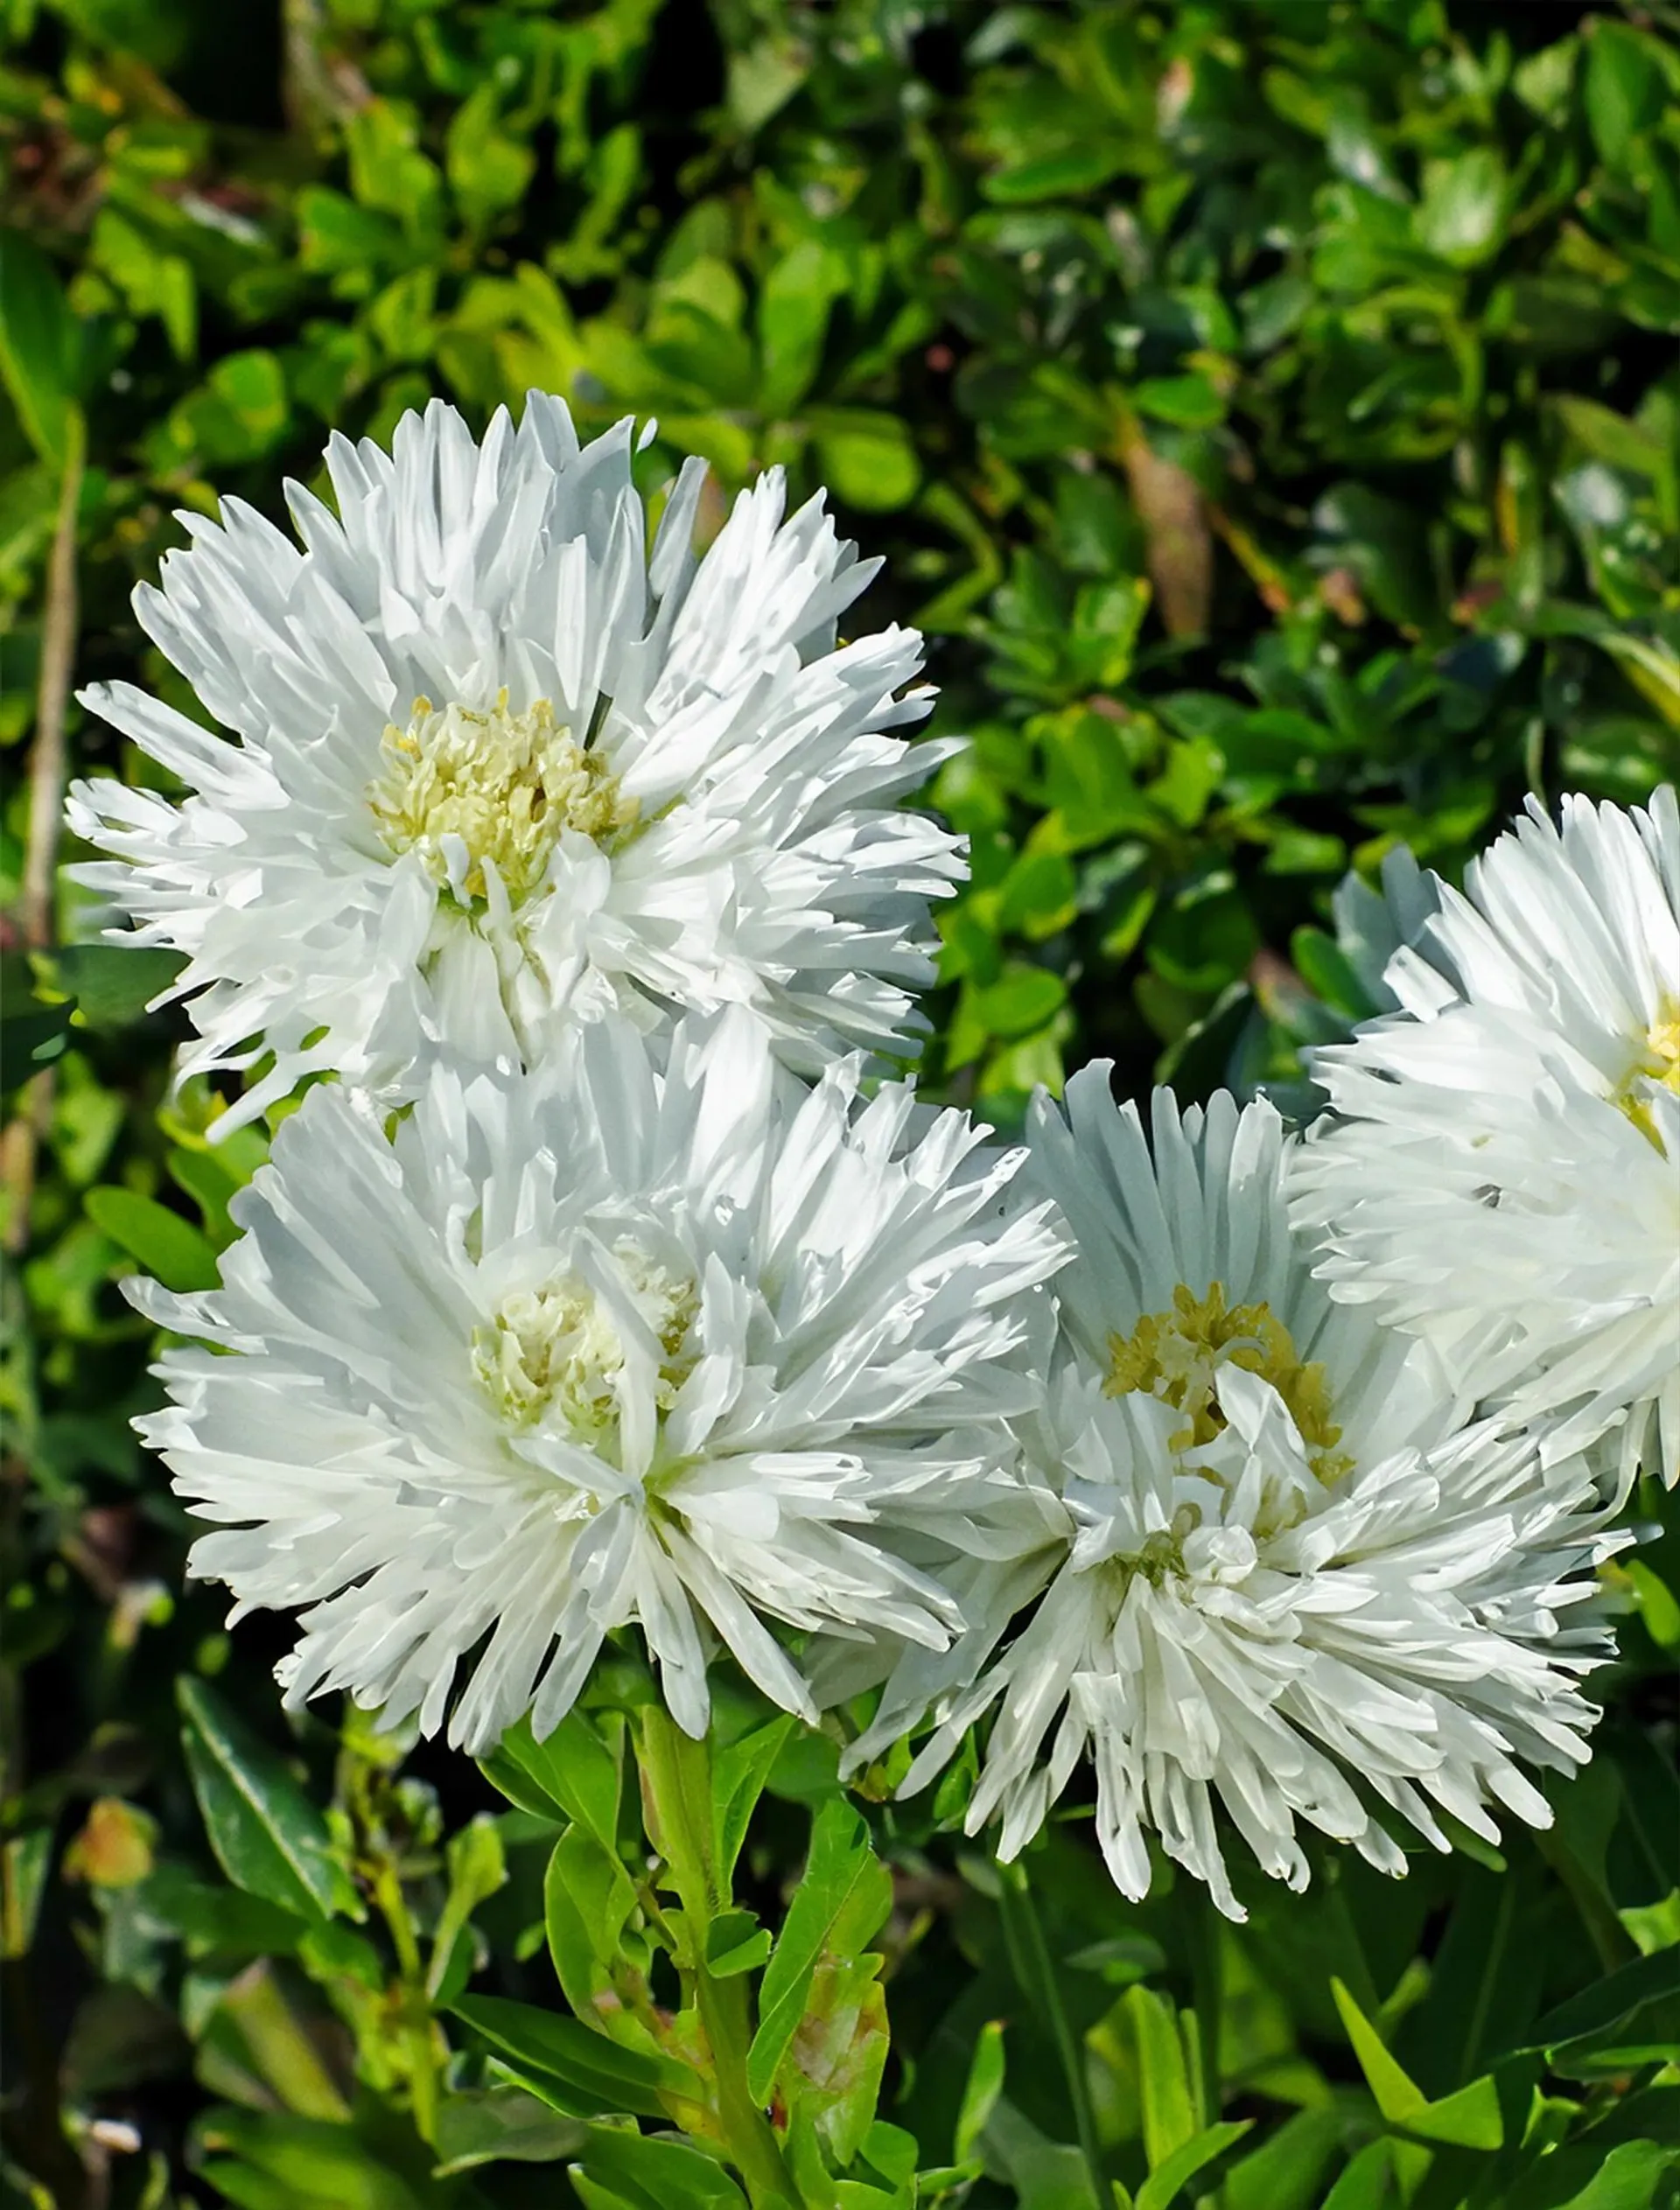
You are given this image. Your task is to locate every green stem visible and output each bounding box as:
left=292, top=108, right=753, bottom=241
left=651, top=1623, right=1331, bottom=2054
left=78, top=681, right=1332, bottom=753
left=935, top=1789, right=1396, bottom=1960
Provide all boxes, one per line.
left=1458, top=1871, right=1515, bottom=2084
left=998, top=1857, right=1106, bottom=2206
left=638, top=1709, right=798, bottom=2210
left=1185, top=1889, right=1222, bottom=2129
left=1534, top=1826, right=1634, bottom=1976
left=374, top=1862, right=440, bottom=2147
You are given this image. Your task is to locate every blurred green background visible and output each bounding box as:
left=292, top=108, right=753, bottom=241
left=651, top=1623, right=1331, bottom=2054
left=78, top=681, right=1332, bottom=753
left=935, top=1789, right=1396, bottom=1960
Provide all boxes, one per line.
left=3, top=3, right=1678, bottom=2207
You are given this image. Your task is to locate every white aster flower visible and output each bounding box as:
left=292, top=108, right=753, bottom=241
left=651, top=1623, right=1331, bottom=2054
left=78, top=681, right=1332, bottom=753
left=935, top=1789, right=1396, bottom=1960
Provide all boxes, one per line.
left=1292, top=788, right=1680, bottom=1493
left=68, top=395, right=963, bottom=1129
left=886, top=1076, right=1616, bottom=1921
left=130, top=1010, right=1066, bottom=1752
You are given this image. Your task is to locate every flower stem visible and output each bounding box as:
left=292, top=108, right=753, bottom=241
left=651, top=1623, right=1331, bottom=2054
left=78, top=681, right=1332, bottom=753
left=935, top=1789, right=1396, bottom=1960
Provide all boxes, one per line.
left=637, top=1708, right=798, bottom=2210
left=1185, top=1886, right=1223, bottom=2129
left=998, top=1856, right=1106, bottom=2205
left=373, top=1862, right=440, bottom=2147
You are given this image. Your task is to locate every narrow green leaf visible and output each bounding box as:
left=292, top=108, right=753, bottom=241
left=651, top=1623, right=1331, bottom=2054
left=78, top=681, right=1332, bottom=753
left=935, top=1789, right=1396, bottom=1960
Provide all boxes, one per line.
left=1320, top=2141, right=1397, bottom=2210
left=1519, top=1948, right=1680, bottom=2058
left=1331, top=1976, right=1425, bottom=2126
left=746, top=1798, right=892, bottom=2105
left=1135, top=2120, right=1253, bottom=2210
left=1124, top=1983, right=1199, bottom=2169
left=1406, top=2074, right=1502, bottom=2151
left=449, top=1993, right=694, bottom=2120
left=571, top=2173, right=640, bottom=2210
left=177, top=1678, right=347, bottom=1924
left=87, top=1188, right=220, bottom=1294
left=954, top=2020, right=1005, bottom=2165
left=1219, top=2108, right=1344, bottom=2210
left=1529, top=2139, right=1680, bottom=2210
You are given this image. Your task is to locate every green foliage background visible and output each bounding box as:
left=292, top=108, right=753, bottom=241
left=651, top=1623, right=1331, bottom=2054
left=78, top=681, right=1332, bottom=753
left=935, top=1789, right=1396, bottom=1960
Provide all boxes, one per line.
left=3, top=3, right=1678, bottom=2207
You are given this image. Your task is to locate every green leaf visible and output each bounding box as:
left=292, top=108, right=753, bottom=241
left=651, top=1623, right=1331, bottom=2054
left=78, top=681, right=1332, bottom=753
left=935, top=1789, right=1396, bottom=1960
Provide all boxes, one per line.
left=1320, top=2141, right=1398, bottom=2210
left=704, top=1907, right=772, bottom=1978
left=998, top=851, right=1079, bottom=939
left=758, top=240, right=844, bottom=419
left=1135, top=2121, right=1253, bottom=2210
left=1414, top=149, right=1508, bottom=266
left=448, top=1994, right=695, bottom=2121
left=980, top=2099, right=1102, bottom=2210
left=1625, top=1561, right=1680, bottom=1651
left=88, top=206, right=196, bottom=360
left=953, top=2019, right=1005, bottom=2165
left=86, top=1188, right=220, bottom=1293
left=542, top=1823, right=652, bottom=2040
left=1520, top=1946, right=1680, bottom=2067
left=571, top=2176, right=639, bottom=2210
left=445, top=84, right=536, bottom=227
left=968, top=962, right=1068, bottom=1041
left=55, top=944, right=185, bottom=1032
left=1124, top=1984, right=1198, bottom=2170
left=1332, top=1976, right=1427, bottom=2127
left=431, top=2088, right=587, bottom=2176
left=1132, top=374, right=1227, bottom=430
left=480, top=1709, right=621, bottom=1850
left=1510, top=2139, right=1680, bottom=2210
left=713, top=1715, right=796, bottom=1885
left=425, top=1814, right=506, bottom=2000
left=346, top=100, right=444, bottom=234
left=1403, top=2076, right=1502, bottom=2151
left=1331, top=1977, right=1502, bottom=2149
left=983, top=147, right=1129, bottom=204
left=746, top=1797, right=892, bottom=2105
left=191, top=2109, right=422, bottom=2210
left=168, top=1147, right=245, bottom=1248
left=177, top=1678, right=349, bottom=1925
left=1620, top=1889, right=1680, bottom=1956
left=808, top=409, right=922, bottom=513
left=130, top=1864, right=308, bottom=1957
left=297, top=1921, right=384, bottom=1993
left=576, top=2124, right=749, bottom=2210
left=0, top=231, right=81, bottom=467
left=2, top=1829, right=54, bottom=1960
left=164, top=350, right=290, bottom=466
left=1291, top=926, right=1376, bottom=1020
left=1219, top=2108, right=1345, bottom=2210
left=1585, top=24, right=1669, bottom=170
left=1550, top=396, right=1670, bottom=481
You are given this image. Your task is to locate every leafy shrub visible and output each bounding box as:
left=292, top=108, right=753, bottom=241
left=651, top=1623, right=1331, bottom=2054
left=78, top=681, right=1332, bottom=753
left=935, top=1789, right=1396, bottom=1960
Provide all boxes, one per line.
left=2, top=3, right=1676, bottom=2207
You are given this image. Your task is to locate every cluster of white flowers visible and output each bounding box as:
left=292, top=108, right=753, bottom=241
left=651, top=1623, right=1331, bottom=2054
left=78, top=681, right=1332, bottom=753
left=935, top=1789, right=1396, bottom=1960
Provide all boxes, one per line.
left=74, top=396, right=1675, bottom=1920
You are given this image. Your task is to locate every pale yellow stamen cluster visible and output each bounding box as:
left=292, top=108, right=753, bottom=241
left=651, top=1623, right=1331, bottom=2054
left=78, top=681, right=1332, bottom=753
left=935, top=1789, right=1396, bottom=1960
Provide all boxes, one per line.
left=369, top=690, right=637, bottom=907
left=472, top=1244, right=699, bottom=1451
left=1615, top=1002, right=1680, bottom=1154
left=1106, top=1279, right=1352, bottom=1490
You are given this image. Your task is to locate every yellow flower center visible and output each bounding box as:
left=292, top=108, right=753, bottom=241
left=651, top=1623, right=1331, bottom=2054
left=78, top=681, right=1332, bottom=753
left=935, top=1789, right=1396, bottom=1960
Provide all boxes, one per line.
left=369, top=690, right=638, bottom=907
left=473, top=1245, right=698, bottom=1453
left=1615, top=1003, right=1680, bottom=1154
left=1105, top=1279, right=1352, bottom=1486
